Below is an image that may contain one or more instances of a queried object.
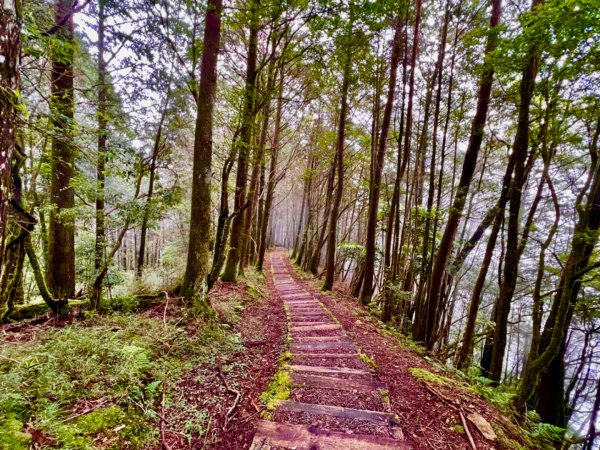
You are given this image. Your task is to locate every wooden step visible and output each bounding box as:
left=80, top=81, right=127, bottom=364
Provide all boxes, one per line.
left=291, top=341, right=355, bottom=352
left=292, top=373, right=386, bottom=392
left=277, top=400, right=397, bottom=425
left=285, top=302, right=320, bottom=308
left=289, top=321, right=334, bottom=328
left=289, top=364, right=371, bottom=377
left=291, top=315, right=331, bottom=321
left=291, top=324, right=342, bottom=333
left=293, top=336, right=347, bottom=343
left=292, top=352, right=359, bottom=358
left=250, top=420, right=410, bottom=450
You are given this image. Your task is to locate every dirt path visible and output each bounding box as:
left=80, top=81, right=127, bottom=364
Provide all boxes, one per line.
left=250, top=251, right=411, bottom=449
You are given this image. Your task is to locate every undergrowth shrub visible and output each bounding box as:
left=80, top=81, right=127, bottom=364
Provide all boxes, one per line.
left=0, top=313, right=241, bottom=449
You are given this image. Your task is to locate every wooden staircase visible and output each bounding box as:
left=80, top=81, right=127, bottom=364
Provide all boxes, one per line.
left=250, top=253, right=411, bottom=450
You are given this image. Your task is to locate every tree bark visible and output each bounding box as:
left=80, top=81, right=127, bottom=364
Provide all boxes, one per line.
left=0, top=0, right=22, bottom=275
left=137, top=97, right=169, bottom=278
left=222, top=0, right=259, bottom=282
left=47, top=0, right=76, bottom=300
left=323, top=52, right=351, bottom=290
left=94, top=0, right=107, bottom=278
left=180, top=0, right=223, bottom=309
left=515, top=115, right=600, bottom=423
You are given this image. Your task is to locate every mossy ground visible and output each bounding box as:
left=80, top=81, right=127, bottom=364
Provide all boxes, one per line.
left=0, top=303, right=242, bottom=449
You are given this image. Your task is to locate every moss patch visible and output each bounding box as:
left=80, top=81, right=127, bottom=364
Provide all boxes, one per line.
left=0, top=313, right=241, bottom=450
left=260, top=367, right=292, bottom=416
left=408, top=367, right=453, bottom=385
left=358, top=352, right=378, bottom=370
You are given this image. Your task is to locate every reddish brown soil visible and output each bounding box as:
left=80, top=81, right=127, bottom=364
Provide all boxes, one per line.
left=280, top=255, right=527, bottom=450
left=159, top=260, right=287, bottom=450
left=291, top=388, right=384, bottom=410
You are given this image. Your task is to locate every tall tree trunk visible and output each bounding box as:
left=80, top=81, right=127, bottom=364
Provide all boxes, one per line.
left=180, top=0, right=223, bottom=310
left=323, top=52, right=351, bottom=290
left=414, top=2, right=450, bottom=330
left=137, top=98, right=169, bottom=278
left=310, top=157, right=336, bottom=275
left=47, top=0, right=76, bottom=300
left=488, top=0, right=543, bottom=381
left=0, top=0, right=22, bottom=275
left=416, top=0, right=502, bottom=348
left=242, top=50, right=277, bottom=268
left=384, top=36, right=407, bottom=271
left=292, top=163, right=309, bottom=259
left=456, top=149, right=516, bottom=369
left=208, top=150, right=235, bottom=287
left=257, top=67, right=285, bottom=272
left=94, top=0, right=107, bottom=282
left=360, top=16, right=404, bottom=304
left=222, top=0, right=259, bottom=282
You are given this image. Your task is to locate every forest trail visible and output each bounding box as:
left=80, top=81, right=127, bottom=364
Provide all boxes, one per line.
left=250, top=250, right=411, bottom=449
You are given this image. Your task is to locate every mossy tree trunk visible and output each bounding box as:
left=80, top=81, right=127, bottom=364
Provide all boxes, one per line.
left=0, top=0, right=22, bottom=276
left=180, top=0, right=223, bottom=311
left=47, top=0, right=76, bottom=300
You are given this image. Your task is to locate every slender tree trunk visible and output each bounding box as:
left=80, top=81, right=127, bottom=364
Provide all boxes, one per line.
left=90, top=158, right=145, bottom=308
left=416, top=0, right=502, bottom=348
left=94, top=0, right=107, bottom=283
left=323, top=53, right=351, bottom=290
left=384, top=37, right=407, bottom=270
left=222, top=0, right=259, bottom=282
left=360, top=17, right=404, bottom=304
left=47, top=0, right=76, bottom=300
left=456, top=149, right=516, bottom=369
left=414, top=2, right=450, bottom=329
left=208, top=152, right=235, bottom=287
left=136, top=101, right=168, bottom=278
left=488, top=0, right=543, bottom=381
left=180, top=0, right=223, bottom=310
left=584, top=375, right=600, bottom=450
left=292, top=165, right=309, bottom=258
left=257, top=68, right=285, bottom=272
left=242, top=50, right=277, bottom=268
left=310, top=157, right=336, bottom=275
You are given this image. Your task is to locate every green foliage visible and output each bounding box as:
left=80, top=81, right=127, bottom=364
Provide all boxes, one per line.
left=0, top=313, right=241, bottom=449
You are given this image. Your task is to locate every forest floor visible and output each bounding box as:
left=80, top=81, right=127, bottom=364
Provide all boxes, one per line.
left=0, top=251, right=545, bottom=450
